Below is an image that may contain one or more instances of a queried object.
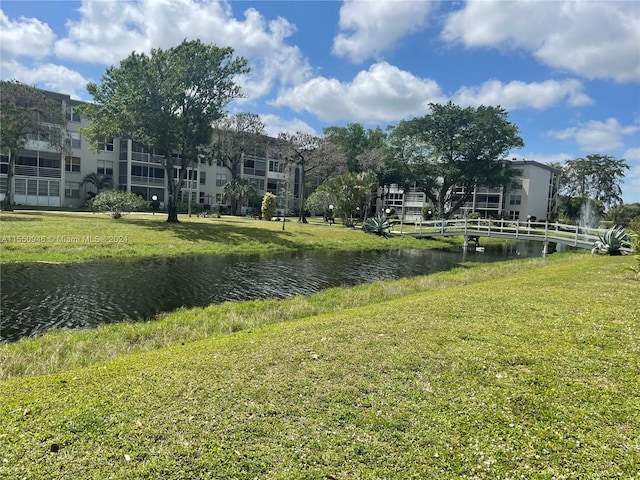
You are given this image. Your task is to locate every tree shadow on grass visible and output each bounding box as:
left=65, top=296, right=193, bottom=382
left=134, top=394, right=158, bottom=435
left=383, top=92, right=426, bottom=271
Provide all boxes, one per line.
left=0, top=212, right=44, bottom=222
left=125, top=216, right=301, bottom=249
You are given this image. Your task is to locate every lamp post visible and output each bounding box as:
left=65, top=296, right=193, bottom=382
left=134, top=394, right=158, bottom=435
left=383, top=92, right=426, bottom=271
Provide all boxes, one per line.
left=328, top=204, right=334, bottom=225
left=151, top=195, right=158, bottom=215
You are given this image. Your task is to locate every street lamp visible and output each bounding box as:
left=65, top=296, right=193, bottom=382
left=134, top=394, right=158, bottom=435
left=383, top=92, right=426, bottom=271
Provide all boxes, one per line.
left=328, top=204, right=334, bottom=225
left=151, top=195, right=158, bottom=215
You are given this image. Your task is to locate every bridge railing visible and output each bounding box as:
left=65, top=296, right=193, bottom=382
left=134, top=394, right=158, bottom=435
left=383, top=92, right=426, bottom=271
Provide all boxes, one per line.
left=405, top=218, right=608, bottom=248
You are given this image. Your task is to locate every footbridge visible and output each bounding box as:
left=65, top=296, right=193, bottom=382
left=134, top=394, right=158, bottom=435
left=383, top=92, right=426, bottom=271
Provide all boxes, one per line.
left=395, top=218, right=631, bottom=254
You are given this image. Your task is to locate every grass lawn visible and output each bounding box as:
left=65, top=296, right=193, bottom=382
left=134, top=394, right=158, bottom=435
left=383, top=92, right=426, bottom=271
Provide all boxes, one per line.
left=1, top=255, right=638, bottom=478
left=0, top=211, right=454, bottom=263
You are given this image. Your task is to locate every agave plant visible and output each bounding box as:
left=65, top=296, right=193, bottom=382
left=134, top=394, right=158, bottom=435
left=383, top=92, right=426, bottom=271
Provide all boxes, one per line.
left=362, top=214, right=391, bottom=237
left=592, top=225, right=631, bottom=256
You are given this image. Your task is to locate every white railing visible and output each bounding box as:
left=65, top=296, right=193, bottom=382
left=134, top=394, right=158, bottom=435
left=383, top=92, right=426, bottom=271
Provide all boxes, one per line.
left=405, top=218, right=630, bottom=253
left=130, top=175, right=164, bottom=186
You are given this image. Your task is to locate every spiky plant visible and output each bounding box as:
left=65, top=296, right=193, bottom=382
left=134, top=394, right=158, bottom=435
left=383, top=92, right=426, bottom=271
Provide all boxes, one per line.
left=593, top=225, right=631, bottom=256
left=362, top=214, right=391, bottom=238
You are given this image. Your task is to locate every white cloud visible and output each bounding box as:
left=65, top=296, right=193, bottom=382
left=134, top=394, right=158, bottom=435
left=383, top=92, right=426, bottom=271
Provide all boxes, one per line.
left=442, top=0, right=640, bottom=83
left=623, top=147, right=640, bottom=163
left=549, top=118, right=640, bottom=152
left=273, top=61, right=444, bottom=123
left=0, top=11, right=55, bottom=59
left=0, top=58, right=89, bottom=99
left=332, top=0, right=432, bottom=63
left=258, top=114, right=317, bottom=137
left=52, top=0, right=312, bottom=101
left=452, top=79, right=593, bottom=110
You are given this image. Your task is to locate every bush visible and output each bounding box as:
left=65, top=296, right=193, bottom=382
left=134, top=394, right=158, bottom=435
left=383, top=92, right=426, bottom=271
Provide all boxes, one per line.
left=592, top=225, right=631, bottom=256
left=261, top=192, right=277, bottom=220
left=362, top=214, right=391, bottom=238
left=89, top=190, right=146, bottom=219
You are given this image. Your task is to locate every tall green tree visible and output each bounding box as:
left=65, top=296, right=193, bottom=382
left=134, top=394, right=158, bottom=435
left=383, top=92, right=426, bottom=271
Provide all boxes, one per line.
left=213, top=112, right=266, bottom=181
left=557, top=154, right=629, bottom=208
left=0, top=80, right=67, bottom=211
left=78, top=39, right=249, bottom=222
left=388, top=102, right=524, bottom=218
left=324, top=123, right=387, bottom=172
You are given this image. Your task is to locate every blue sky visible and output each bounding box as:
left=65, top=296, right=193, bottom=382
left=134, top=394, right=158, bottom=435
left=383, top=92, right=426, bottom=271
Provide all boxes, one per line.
left=1, top=0, right=639, bottom=203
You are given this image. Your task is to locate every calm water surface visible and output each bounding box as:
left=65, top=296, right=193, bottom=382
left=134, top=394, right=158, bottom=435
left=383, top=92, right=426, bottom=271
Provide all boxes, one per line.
left=1, top=243, right=542, bottom=342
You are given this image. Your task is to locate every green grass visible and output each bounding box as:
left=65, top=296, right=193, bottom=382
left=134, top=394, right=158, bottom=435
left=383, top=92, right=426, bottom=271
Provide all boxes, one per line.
left=1, top=255, right=638, bottom=478
left=0, top=211, right=454, bottom=263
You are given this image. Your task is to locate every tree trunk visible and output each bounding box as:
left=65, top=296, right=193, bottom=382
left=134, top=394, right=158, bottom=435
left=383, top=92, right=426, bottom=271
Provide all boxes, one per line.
left=1, top=152, right=15, bottom=211
left=297, top=161, right=307, bottom=223
left=166, top=168, right=179, bottom=223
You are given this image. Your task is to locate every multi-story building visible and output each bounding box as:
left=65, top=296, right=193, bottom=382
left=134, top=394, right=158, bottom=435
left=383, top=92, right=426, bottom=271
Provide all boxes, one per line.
left=377, top=159, right=561, bottom=221
left=1, top=89, right=296, bottom=214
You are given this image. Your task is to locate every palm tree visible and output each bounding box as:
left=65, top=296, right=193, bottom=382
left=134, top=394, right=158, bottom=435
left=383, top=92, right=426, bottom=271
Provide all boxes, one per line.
left=81, top=173, right=114, bottom=195
left=223, top=178, right=256, bottom=215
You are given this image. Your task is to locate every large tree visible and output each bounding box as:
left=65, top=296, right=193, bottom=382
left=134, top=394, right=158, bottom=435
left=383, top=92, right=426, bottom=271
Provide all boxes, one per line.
left=556, top=154, right=629, bottom=208
left=78, top=39, right=249, bottom=222
left=213, top=112, right=266, bottom=181
left=388, top=102, right=524, bottom=218
left=276, top=132, right=347, bottom=223
left=323, top=123, right=387, bottom=172
left=0, top=80, right=67, bottom=211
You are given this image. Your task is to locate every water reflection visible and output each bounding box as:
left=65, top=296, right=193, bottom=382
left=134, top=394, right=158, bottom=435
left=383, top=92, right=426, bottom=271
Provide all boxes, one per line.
left=1, top=243, right=542, bottom=342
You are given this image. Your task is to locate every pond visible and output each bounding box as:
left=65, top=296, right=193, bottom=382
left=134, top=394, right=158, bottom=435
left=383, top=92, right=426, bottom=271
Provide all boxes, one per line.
left=1, top=242, right=544, bottom=342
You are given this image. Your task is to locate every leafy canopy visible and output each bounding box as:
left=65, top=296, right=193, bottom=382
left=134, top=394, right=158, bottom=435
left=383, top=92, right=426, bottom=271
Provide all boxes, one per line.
left=78, top=39, right=249, bottom=222
left=556, top=154, right=629, bottom=209
left=1, top=80, right=67, bottom=210
left=388, top=102, right=523, bottom=218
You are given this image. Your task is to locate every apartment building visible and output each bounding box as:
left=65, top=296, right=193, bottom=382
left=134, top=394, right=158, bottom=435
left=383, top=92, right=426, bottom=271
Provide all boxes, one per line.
left=378, top=160, right=561, bottom=221
left=1, top=89, right=295, bottom=214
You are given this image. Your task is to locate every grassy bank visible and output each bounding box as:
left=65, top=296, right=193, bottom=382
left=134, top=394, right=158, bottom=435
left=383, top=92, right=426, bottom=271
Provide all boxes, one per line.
left=0, top=211, right=454, bottom=263
left=0, top=254, right=571, bottom=379
left=1, top=255, right=638, bottom=478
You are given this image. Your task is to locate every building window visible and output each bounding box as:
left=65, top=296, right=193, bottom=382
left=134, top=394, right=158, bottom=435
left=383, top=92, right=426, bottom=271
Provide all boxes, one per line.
left=65, top=181, right=80, bottom=198
left=243, top=159, right=266, bottom=176
left=65, top=156, right=81, bottom=172
left=98, top=138, right=114, bottom=152
left=27, top=179, right=37, bottom=195
left=269, top=160, right=284, bottom=173
left=97, top=160, right=114, bottom=176
left=15, top=178, right=26, bottom=195
left=199, top=171, right=206, bottom=185
left=66, top=105, right=80, bottom=122
left=509, top=195, right=521, bottom=205
left=66, top=132, right=81, bottom=148
left=216, top=173, right=227, bottom=187
left=511, top=180, right=523, bottom=190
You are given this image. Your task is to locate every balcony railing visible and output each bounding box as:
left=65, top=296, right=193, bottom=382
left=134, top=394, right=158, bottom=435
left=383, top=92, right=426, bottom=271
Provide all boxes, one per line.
left=130, top=175, right=165, bottom=186
left=14, top=165, right=61, bottom=178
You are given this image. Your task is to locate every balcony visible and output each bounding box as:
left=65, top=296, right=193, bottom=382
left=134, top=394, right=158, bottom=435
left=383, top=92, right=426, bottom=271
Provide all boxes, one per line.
left=130, top=175, right=165, bottom=186
left=14, top=165, right=61, bottom=178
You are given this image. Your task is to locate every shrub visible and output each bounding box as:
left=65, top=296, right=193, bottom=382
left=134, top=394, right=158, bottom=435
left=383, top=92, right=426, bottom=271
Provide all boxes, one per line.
left=261, top=192, right=277, bottom=220
left=89, top=190, right=146, bottom=219
left=362, top=214, right=391, bottom=238
left=592, top=225, right=631, bottom=256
